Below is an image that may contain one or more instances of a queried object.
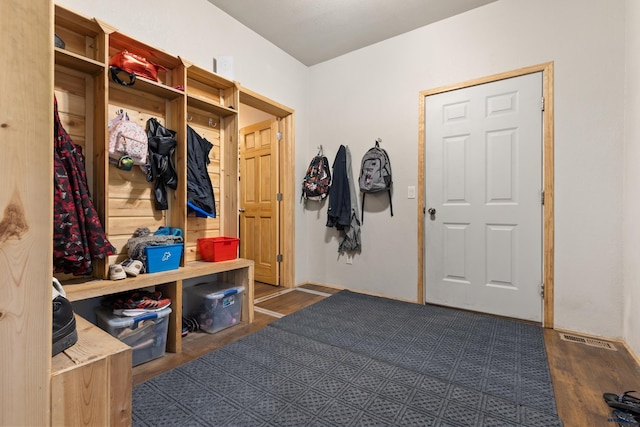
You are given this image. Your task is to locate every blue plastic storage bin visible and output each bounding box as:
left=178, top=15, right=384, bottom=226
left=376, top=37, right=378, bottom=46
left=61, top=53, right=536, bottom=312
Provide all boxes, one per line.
left=145, top=243, right=183, bottom=273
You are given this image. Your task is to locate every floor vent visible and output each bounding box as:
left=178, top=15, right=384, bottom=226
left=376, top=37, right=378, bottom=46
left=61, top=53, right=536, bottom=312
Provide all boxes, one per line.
left=559, top=333, right=617, bottom=351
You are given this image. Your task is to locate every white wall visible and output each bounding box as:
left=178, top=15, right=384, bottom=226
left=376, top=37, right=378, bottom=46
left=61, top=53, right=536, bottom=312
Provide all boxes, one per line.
left=307, top=0, right=626, bottom=338
left=624, top=0, right=640, bottom=357
left=58, top=0, right=632, bottom=340
left=56, top=0, right=312, bottom=289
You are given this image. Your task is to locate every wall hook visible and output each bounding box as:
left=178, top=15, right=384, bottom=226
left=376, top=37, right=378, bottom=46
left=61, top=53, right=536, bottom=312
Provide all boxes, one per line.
left=187, top=115, right=193, bottom=122
left=209, top=117, right=217, bottom=128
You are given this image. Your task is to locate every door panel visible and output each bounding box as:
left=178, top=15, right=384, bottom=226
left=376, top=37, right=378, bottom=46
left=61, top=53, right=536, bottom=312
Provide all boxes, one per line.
left=425, top=72, right=543, bottom=321
left=240, top=119, right=279, bottom=285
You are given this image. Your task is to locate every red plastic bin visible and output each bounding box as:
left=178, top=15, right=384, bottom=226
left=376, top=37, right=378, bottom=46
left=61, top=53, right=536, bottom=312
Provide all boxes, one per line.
left=197, top=237, right=240, bottom=262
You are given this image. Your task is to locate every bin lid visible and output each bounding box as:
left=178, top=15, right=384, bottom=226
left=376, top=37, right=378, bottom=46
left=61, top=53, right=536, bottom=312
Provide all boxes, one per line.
left=95, top=306, right=172, bottom=327
left=186, top=282, right=245, bottom=300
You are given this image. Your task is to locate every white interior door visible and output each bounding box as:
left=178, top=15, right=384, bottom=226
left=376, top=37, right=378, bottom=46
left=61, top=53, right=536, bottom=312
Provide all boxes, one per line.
left=424, top=72, right=543, bottom=322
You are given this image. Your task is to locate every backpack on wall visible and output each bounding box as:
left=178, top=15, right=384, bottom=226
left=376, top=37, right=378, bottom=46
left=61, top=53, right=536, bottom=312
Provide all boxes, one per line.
left=359, top=140, right=393, bottom=222
left=301, top=147, right=331, bottom=202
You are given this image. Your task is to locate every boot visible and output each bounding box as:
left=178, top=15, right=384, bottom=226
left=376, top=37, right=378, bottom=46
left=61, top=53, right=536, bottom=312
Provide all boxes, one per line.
left=52, top=278, right=78, bottom=356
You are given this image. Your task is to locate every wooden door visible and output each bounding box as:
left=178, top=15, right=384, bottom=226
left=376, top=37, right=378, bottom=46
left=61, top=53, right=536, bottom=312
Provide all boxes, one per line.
left=425, top=72, right=543, bottom=321
left=240, top=119, right=279, bottom=285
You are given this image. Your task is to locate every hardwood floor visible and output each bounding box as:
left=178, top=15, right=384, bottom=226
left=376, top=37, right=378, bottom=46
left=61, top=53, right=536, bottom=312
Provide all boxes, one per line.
left=133, top=282, right=640, bottom=427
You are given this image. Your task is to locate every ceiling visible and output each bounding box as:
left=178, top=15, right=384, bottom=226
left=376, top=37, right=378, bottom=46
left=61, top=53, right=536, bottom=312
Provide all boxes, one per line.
left=207, top=0, right=498, bottom=66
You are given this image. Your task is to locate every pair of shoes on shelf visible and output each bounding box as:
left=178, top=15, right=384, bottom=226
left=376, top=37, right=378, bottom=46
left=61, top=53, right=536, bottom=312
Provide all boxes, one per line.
left=182, top=316, right=200, bottom=335
left=52, top=278, right=78, bottom=356
left=110, top=290, right=171, bottom=316
left=121, top=258, right=144, bottom=276
left=109, top=259, right=144, bottom=280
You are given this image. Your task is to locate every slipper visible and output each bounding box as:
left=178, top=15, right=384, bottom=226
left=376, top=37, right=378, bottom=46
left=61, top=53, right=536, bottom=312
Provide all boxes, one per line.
left=121, top=258, right=143, bottom=276
left=109, top=264, right=126, bottom=280
left=604, top=391, right=640, bottom=415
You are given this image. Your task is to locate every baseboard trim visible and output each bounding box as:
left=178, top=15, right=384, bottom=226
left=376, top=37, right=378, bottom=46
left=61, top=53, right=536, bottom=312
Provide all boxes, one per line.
left=296, top=281, right=417, bottom=304
left=254, top=306, right=285, bottom=318
left=254, top=288, right=295, bottom=304
left=621, top=340, right=640, bottom=367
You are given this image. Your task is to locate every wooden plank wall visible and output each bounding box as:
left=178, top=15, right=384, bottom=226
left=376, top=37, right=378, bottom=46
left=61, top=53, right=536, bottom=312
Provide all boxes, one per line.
left=106, top=87, right=169, bottom=265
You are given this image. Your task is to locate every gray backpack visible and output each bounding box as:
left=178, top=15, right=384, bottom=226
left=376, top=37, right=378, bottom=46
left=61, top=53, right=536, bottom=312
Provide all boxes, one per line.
left=358, top=141, right=393, bottom=222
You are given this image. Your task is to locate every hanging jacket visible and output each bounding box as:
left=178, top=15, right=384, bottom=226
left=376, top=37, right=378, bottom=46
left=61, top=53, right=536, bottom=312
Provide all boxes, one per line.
left=326, top=145, right=350, bottom=229
left=146, top=118, right=178, bottom=211
left=53, top=96, right=115, bottom=275
left=186, top=125, right=216, bottom=218
left=327, top=145, right=361, bottom=253
left=338, top=145, right=361, bottom=253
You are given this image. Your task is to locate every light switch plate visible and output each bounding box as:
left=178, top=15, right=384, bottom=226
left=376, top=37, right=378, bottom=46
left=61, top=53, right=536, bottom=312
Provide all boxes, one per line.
left=408, top=186, right=416, bottom=199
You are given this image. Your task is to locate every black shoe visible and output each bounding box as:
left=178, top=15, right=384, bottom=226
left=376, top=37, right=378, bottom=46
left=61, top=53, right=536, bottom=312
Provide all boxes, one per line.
left=52, top=295, right=78, bottom=356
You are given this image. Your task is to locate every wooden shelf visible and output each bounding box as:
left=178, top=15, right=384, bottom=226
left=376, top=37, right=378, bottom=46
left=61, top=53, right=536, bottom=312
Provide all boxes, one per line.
left=55, top=48, right=105, bottom=75
left=185, top=63, right=235, bottom=90
left=187, top=94, right=237, bottom=117
left=63, top=259, right=254, bottom=302
left=109, top=77, right=185, bottom=101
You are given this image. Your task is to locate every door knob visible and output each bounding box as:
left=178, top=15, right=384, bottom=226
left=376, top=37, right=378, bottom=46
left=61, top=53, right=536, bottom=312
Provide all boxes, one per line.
left=427, top=208, right=436, bottom=215
left=238, top=208, right=245, bottom=213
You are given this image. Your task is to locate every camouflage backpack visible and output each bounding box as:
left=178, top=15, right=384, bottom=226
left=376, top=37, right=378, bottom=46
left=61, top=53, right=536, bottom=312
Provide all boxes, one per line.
left=301, top=149, right=331, bottom=202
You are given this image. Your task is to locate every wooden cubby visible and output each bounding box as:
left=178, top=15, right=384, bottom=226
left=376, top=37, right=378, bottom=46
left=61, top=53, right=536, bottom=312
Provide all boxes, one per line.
left=51, top=316, right=132, bottom=425
left=183, top=61, right=239, bottom=262
left=52, top=5, right=253, bottom=424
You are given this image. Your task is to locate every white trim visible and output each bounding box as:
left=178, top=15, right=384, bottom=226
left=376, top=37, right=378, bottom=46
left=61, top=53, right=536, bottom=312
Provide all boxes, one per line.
left=254, top=288, right=295, bottom=304
left=254, top=306, right=285, bottom=318
left=295, top=287, right=333, bottom=297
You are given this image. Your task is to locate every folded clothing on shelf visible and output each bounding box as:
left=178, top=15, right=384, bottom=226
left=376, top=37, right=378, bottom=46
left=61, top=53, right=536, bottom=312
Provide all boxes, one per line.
left=126, top=227, right=183, bottom=273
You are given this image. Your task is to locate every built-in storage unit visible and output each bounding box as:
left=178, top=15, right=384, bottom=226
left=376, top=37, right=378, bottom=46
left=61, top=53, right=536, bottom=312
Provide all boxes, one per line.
left=51, top=4, right=254, bottom=424
left=51, top=316, right=132, bottom=426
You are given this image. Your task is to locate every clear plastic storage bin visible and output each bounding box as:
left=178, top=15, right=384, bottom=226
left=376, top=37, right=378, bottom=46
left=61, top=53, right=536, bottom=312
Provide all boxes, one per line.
left=184, top=282, right=244, bottom=334
left=95, top=306, right=171, bottom=366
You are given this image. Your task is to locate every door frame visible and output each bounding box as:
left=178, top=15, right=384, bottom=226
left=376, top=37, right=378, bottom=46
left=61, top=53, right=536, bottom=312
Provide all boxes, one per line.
left=417, top=62, right=555, bottom=327
left=238, top=85, right=295, bottom=288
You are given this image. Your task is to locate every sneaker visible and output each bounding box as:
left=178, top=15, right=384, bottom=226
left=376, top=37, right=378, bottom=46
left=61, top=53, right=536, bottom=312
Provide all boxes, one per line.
left=109, top=264, right=126, bottom=280
left=52, top=278, right=78, bottom=356
left=111, top=291, right=171, bottom=316
left=121, top=258, right=143, bottom=276
left=182, top=316, right=200, bottom=333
